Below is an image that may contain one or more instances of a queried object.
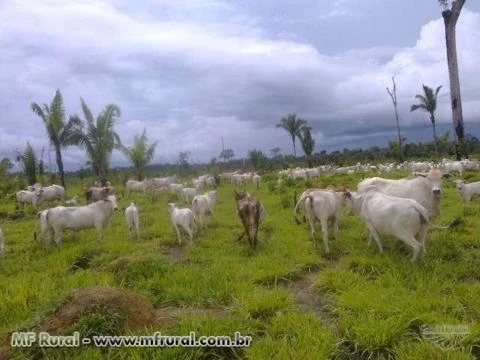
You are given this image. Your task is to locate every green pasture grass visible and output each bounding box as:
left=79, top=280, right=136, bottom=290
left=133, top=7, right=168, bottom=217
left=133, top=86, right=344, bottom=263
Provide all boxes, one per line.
left=1, top=170, right=480, bottom=359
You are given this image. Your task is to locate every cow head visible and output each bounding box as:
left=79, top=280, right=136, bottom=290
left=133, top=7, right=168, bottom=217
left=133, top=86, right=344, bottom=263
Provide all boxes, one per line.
left=106, top=194, right=118, bottom=211
left=414, top=169, right=447, bottom=197
left=454, top=179, right=465, bottom=192
left=167, top=203, right=176, bottom=215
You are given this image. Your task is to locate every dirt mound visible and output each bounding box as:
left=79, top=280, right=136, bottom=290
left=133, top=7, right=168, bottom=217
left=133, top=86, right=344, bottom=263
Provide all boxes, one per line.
left=39, top=286, right=156, bottom=335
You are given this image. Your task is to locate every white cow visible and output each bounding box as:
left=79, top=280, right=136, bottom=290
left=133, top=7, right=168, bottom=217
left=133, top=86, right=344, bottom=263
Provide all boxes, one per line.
left=192, top=191, right=217, bottom=230
left=36, top=184, right=65, bottom=204
left=182, top=187, right=198, bottom=203
left=455, top=180, right=480, bottom=205
left=344, top=188, right=450, bottom=261
left=357, top=169, right=447, bottom=219
left=442, top=159, right=464, bottom=177
left=125, top=179, right=151, bottom=198
left=297, top=189, right=344, bottom=254
left=42, top=192, right=118, bottom=246
left=151, top=176, right=176, bottom=188
left=167, top=203, right=197, bottom=245
left=124, top=202, right=140, bottom=239
left=0, top=228, right=4, bottom=255
left=16, top=188, right=43, bottom=210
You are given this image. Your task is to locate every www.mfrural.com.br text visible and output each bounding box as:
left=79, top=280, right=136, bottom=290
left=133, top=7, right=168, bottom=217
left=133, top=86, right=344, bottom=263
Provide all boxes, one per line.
left=11, top=331, right=252, bottom=348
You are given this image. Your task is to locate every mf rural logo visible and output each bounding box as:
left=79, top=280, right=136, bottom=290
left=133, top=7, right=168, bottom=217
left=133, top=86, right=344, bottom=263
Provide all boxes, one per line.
left=420, top=324, right=471, bottom=349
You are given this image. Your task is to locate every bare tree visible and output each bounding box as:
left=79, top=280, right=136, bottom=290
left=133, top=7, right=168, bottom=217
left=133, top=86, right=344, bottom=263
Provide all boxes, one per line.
left=386, top=75, right=404, bottom=161
left=440, top=0, right=466, bottom=159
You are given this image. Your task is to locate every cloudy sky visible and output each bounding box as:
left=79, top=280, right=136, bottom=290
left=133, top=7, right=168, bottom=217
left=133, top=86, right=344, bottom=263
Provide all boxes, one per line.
left=1, top=0, right=480, bottom=170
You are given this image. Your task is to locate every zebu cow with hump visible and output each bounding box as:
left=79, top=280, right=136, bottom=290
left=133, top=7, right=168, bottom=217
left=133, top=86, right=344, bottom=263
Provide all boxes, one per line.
left=235, top=191, right=264, bottom=247
left=357, top=169, right=447, bottom=219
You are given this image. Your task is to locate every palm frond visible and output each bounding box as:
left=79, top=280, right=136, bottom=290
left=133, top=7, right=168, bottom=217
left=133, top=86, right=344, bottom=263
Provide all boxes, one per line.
left=410, top=104, right=427, bottom=112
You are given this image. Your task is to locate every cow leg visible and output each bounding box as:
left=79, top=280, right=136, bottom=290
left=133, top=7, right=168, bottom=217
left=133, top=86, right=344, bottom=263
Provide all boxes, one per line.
left=396, top=233, right=422, bottom=261
left=54, top=229, right=63, bottom=247
left=320, top=216, right=329, bottom=254
left=417, top=224, right=430, bottom=256
left=174, top=225, right=182, bottom=245
left=187, top=228, right=193, bottom=246
left=365, top=223, right=383, bottom=254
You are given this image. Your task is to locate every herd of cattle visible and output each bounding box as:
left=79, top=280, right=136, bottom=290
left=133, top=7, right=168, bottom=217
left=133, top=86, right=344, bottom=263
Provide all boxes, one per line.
left=0, top=158, right=479, bottom=261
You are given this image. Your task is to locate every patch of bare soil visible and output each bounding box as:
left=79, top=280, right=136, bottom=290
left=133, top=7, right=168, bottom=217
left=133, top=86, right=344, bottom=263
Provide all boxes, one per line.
left=38, top=286, right=156, bottom=335
left=281, top=271, right=335, bottom=324
left=160, top=245, right=185, bottom=263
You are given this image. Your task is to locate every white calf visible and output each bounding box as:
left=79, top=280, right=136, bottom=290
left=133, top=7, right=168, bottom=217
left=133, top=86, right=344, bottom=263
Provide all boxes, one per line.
left=455, top=180, right=480, bottom=205
left=302, top=189, right=344, bottom=254
left=16, top=189, right=43, bottom=210
left=192, top=191, right=217, bottom=230
left=43, top=193, right=118, bottom=246
left=344, top=188, right=449, bottom=261
left=124, top=202, right=140, bottom=239
left=167, top=203, right=197, bottom=245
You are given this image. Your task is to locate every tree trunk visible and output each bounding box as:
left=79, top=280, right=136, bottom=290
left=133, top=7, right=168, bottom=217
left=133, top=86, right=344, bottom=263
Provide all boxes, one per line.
left=387, top=76, right=404, bottom=161
left=292, top=136, right=297, bottom=157
left=431, top=115, right=438, bottom=155
left=54, top=145, right=66, bottom=190
left=442, top=0, right=465, bottom=160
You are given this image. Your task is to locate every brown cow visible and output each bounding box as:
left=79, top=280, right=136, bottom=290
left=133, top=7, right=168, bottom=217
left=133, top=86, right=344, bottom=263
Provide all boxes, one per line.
left=235, top=191, right=264, bottom=247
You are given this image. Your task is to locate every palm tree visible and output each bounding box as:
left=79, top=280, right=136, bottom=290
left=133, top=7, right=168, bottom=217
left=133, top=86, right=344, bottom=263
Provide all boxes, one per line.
left=31, top=89, right=83, bottom=189
left=70, top=98, right=123, bottom=184
left=16, top=143, right=37, bottom=185
left=119, top=129, right=157, bottom=180
left=299, top=126, right=315, bottom=167
left=276, top=114, right=307, bottom=157
left=410, top=84, right=442, bottom=154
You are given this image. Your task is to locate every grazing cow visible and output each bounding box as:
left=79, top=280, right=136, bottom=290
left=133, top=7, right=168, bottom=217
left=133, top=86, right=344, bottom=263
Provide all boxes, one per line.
left=124, top=202, right=140, bottom=239
left=235, top=191, right=264, bottom=247
left=42, top=191, right=118, bottom=246
left=301, top=189, right=345, bottom=254
left=192, top=191, right=217, bottom=230
left=169, top=183, right=185, bottom=194
left=65, top=195, right=79, bottom=206
left=0, top=228, right=4, bottom=255
left=125, top=179, right=151, bottom=198
left=442, top=159, right=464, bottom=177
left=253, top=174, right=261, bottom=190
left=182, top=187, right=198, bottom=203
left=151, top=176, right=176, bottom=188
left=357, top=169, right=447, bottom=219
left=86, top=186, right=115, bottom=203
left=344, top=188, right=451, bottom=261
left=167, top=203, right=197, bottom=245
left=34, top=184, right=65, bottom=205
left=455, top=180, right=480, bottom=206
left=16, top=188, right=43, bottom=210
